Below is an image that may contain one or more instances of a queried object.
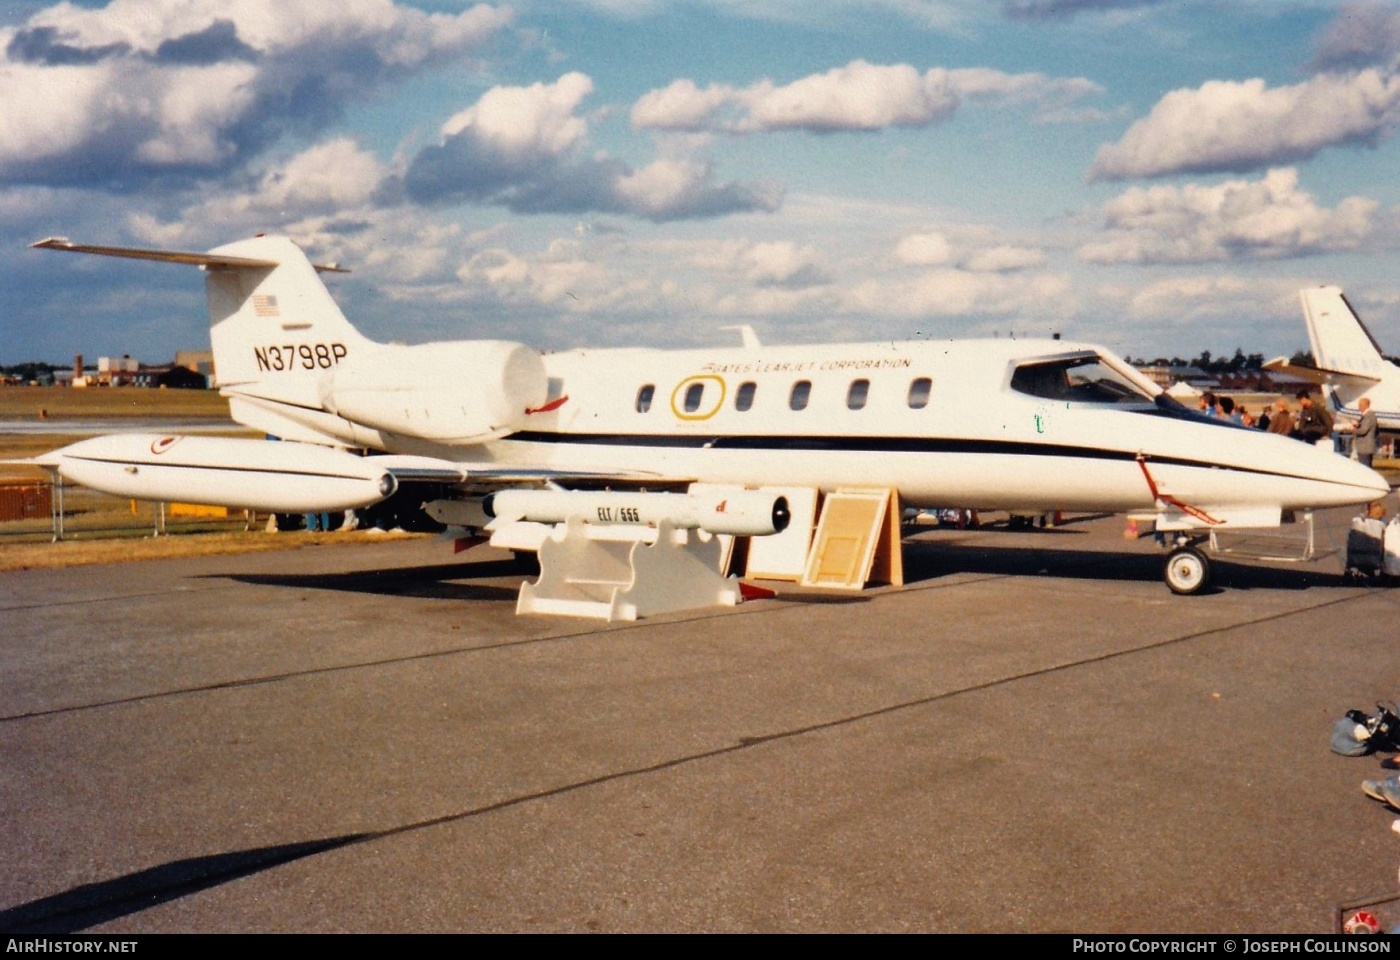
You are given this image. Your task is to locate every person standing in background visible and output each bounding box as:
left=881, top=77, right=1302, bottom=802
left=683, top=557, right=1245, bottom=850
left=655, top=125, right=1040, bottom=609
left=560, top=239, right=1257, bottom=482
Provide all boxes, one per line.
left=1353, top=397, right=1379, bottom=468
left=1292, top=390, right=1334, bottom=444
left=1266, top=398, right=1293, bottom=436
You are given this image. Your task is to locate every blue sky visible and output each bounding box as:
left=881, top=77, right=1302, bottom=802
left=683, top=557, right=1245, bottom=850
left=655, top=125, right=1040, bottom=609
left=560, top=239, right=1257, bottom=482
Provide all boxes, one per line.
left=3, top=0, right=1400, bottom=366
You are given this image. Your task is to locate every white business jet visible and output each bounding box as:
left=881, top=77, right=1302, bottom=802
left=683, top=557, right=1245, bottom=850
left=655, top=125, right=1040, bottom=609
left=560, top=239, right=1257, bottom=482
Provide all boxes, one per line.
left=1266, top=286, right=1400, bottom=432
left=21, top=235, right=1390, bottom=595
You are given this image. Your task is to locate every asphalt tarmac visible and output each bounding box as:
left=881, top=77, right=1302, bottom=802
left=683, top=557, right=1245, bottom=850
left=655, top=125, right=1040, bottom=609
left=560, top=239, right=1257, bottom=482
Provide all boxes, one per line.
left=3, top=509, right=1400, bottom=933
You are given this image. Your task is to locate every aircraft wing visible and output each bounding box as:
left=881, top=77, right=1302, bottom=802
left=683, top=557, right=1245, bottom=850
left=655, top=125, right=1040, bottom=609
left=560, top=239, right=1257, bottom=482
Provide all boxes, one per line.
left=16, top=435, right=695, bottom=516
left=1263, top=357, right=1380, bottom=388
left=374, top=454, right=693, bottom=487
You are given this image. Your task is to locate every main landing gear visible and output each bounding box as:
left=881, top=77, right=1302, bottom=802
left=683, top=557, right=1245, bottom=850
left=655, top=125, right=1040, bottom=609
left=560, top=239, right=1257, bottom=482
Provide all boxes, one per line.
left=1163, top=542, right=1212, bottom=595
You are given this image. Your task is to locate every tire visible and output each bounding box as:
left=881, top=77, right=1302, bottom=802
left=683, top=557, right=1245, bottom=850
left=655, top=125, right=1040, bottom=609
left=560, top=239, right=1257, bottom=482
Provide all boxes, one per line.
left=1164, top=546, right=1211, bottom=595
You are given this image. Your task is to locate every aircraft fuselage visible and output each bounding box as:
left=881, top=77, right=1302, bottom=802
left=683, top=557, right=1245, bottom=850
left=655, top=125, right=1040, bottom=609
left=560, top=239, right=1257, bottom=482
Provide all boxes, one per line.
left=229, top=336, right=1387, bottom=517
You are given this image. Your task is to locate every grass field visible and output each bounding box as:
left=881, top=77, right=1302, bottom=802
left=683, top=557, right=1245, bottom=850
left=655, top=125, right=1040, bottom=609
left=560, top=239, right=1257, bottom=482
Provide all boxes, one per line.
left=0, top=528, right=423, bottom=572
left=0, top=385, right=318, bottom=567
left=0, top=386, right=249, bottom=477
left=0, top=384, right=230, bottom=420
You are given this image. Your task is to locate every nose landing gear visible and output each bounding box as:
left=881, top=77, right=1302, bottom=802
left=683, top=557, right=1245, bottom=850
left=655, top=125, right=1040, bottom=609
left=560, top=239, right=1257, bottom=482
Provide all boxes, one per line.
left=1164, top=544, right=1212, bottom=595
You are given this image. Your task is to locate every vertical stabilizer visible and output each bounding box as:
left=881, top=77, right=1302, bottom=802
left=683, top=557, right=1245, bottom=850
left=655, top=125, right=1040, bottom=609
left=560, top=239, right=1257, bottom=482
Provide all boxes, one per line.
left=1300, top=286, right=1387, bottom=378
left=32, top=233, right=377, bottom=443
left=204, top=236, right=370, bottom=403
left=31, top=234, right=373, bottom=412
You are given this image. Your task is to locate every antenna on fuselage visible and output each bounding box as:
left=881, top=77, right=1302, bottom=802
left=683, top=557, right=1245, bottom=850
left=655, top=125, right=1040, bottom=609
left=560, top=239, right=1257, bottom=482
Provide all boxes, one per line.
left=721, top=325, right=762, bottom=349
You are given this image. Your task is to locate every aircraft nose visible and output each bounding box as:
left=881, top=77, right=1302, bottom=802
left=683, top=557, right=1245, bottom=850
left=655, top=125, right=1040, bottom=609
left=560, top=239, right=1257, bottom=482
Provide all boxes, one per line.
left=1344, top=456, right=1392, bottom=500
left=1293, top=442, right=1393, bottom=507
left=1364, top=466, right=1392, bottom=498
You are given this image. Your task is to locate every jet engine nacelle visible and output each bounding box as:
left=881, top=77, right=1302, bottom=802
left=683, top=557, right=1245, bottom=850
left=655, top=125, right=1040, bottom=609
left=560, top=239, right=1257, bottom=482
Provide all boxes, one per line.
left=483, top=488, right=792, bottom=537
left=322, top=340, right=549, bottom=443
left=43, top=434, right=397, bottom=513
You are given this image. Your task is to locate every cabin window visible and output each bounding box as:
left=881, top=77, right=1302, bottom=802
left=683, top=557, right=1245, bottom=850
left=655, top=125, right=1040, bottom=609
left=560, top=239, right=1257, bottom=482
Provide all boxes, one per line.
left=846, top=379, right=869, bottom=410
left=683, top=382, right=705, bottom=413
left=635, top=384, right=655, bottom=413
left=907, top=377, right=932, bottom=409
left=789, top=380, right=812, bottom=411
left=736, top=381, right=757, bottom=411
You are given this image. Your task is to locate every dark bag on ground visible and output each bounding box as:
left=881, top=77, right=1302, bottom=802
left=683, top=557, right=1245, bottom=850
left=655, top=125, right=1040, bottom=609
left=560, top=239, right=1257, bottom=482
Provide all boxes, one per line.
left=1331, top=704, right=1400, bottom=756
left=1347, top=517, right=1386, bottom=579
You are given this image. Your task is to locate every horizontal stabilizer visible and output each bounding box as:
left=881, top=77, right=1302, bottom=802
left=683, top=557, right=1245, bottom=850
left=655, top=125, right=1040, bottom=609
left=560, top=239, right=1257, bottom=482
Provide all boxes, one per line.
left=1262, top=358, right=1379, bottom=388
left=31, top=237, right=348, bottom=273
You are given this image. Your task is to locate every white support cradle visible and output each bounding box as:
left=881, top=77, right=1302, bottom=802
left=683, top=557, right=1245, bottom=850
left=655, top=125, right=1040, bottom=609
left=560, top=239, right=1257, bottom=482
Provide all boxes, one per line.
left=503, top=516, right=743, bottom=621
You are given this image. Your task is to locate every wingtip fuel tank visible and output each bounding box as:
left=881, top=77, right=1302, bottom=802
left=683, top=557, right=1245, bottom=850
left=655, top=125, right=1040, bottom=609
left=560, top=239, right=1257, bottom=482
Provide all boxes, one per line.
left=40, top=434, right=396, bottom=513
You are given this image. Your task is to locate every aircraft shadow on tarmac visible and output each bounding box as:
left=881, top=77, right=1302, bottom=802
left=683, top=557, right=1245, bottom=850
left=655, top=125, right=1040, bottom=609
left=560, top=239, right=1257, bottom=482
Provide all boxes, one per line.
left=900, top=539, right=1357, bottom=593
left=901, top=511, right=1113, bottom=536
left=205, top=542, right=1364, bottom=602
left=0, top=835, right=367, bottom=934
left=209, top=558, right=526, bottom=602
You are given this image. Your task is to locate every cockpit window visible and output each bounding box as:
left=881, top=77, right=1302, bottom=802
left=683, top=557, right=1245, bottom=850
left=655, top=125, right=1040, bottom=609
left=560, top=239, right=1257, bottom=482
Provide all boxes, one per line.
left=1010, top=355, right=1156, bottom=406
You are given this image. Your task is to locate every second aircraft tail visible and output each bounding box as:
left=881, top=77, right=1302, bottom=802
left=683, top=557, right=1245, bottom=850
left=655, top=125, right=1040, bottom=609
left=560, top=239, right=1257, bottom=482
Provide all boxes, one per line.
left=1300, top=286, right=1387, bottom=382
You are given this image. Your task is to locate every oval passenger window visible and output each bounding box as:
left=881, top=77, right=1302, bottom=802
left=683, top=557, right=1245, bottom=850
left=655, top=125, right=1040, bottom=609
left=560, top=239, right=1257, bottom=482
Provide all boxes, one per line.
left=684, top=382, right=705, bottom=413
left=736, top=381, right=757, bottom=411
left=790, top=380, right=811, bottom=411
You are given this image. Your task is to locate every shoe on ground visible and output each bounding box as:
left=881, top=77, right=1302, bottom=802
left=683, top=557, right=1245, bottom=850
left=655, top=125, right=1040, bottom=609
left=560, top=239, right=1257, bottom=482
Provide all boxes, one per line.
left=1362, top=773, right=1400, bottom=807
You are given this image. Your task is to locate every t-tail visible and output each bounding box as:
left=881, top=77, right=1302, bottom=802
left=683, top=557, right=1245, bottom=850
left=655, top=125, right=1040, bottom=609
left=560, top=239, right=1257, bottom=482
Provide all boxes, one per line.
left=1266, top=286, right=1391, bottom=418
left=31, top=235, right=549, bottom=448
left=1300, top=286, right=1388, bottom=382
left=31, top=235, right=368, bottom=442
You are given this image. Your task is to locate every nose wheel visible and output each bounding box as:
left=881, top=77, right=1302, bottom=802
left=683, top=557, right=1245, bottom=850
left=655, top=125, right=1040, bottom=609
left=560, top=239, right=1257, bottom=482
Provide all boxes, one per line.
left=1164, top=546, right=1211, bottom=595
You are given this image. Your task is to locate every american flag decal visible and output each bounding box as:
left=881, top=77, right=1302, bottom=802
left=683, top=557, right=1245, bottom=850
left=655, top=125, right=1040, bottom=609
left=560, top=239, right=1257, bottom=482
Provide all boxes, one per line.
left=252, top=294, right=280, bottom=317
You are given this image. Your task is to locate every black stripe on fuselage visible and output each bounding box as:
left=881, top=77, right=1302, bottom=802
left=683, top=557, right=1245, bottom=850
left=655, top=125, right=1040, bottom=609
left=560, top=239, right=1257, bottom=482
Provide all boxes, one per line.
left=63, top=454, right=378, bottom=483
left=512, top=430, right=1174, bottom=462
left=502, top=431, right=1356, bottom=488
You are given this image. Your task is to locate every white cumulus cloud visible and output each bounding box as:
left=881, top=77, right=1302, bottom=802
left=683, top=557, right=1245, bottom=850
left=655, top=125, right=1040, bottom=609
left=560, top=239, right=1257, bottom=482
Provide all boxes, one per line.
left=1088, top=71, right=1400, bottom=181
left=0, top=0, right=511, bottom=187
left=631, top=60, right=1102, bottom=134
left=440, top=73, right=593, bottom=159
left=960, top=245, right=1046, bottom=273
left=154, top=138, right=389, bottom=234
left=403, top=75, right=781, bottom=221
left=1077, top=168, right=1378, bottom=264
left=844, top=268, right=1073, bottom=320
left=1125, top=275, right=1278, bottom=323
left=894, top=231, right=953, bottom=266
left=1308, top=0, right=1400, bottom=72
left=630, top=78, right=739, bottom=132
left=689, top=238, right=829, bottom=289
left=895, top=231, right=1044, bottom=272
left=742, top=61, right=958, bottom=133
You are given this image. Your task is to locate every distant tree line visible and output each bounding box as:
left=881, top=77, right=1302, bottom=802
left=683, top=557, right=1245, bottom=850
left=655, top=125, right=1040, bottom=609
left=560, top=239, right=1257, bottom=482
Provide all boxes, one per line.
left=2, top=361, right=208, bottom=388
left=1, top=361, right=63, bottom=382
left=1120, top=348, right=1316, bottom=371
